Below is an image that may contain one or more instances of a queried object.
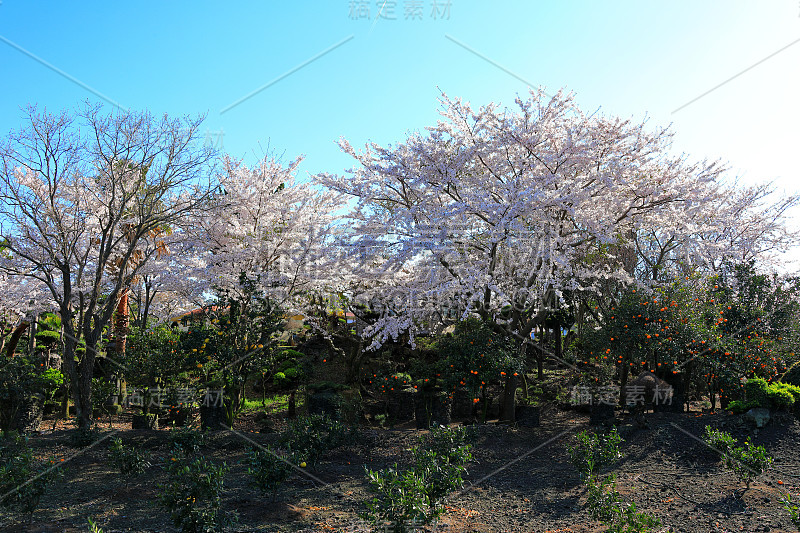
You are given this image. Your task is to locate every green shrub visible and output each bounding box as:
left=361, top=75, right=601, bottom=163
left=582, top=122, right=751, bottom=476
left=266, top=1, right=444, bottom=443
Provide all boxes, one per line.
left=586, top=473, right=622, bottom=523
left=728, top=439, right=773, bottom=490
left=363, top=464, right=428, bottom=532
left=168, top=426, right=207, bottom=455
left=87, top=517, right=104, bottom=533
left=158, top=455, right=235, bottom=533
left=68, top=425, right=104, bottom=448
left=37, top=368, right=64, bottom=400
left=702, top=428, right=773, bottom=491
left=34, top=329, right=61, bottom=347
left=362, top=425, right=472, bottom=530
left=727, top=399, right=758, bottom=414
left=279, top=414, right=355, bottom=468
left=745, top=378, right=770, bottom=406
left=743, top=378, right=798, bottom=410
left=772, top=382, right=800, bottom=405
left=781, top=492, right=800, bottom=528
left=246, top=446, right=294, bottom=502
left=0, top=432, right=64, bottom=521
left=0, top=357, right=46, bottom=432
left=702, top=426, right=737, bottom=457
left=768, top=387, right=796, bottom=409
left=413, top=425, right=473, bottom=513
left=411, top=447, right=470, bottom=515
left=568, top=428, right=622, bottom=481
left=421, top=424, right=474, bottom=454
left=571, top=429, right=660, bottom=532
left=108, top=437, right=151, bottom=480
left=585, top=474, right=661, bottom=532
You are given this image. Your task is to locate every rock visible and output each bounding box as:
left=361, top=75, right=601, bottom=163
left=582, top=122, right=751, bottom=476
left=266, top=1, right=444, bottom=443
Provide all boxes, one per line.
left=200, top=395, right=232, bottom=431
left=132, top=413, right=159, bottom=430
left=11, top=393, right=45, bottom=433
left=308, top=391, right=343, bottom=418
left=387, top=387, right=417, bottom=423
left=744, top=407, right=770, bottom=428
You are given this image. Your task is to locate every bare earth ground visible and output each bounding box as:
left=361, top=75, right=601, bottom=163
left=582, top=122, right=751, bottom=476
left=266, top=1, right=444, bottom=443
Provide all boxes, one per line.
left=2, top=407, right=800, bottom=533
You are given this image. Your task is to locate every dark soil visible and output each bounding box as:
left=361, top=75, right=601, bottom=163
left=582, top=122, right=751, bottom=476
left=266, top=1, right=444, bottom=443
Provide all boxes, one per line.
left=2, top=406, right=800, bottom=533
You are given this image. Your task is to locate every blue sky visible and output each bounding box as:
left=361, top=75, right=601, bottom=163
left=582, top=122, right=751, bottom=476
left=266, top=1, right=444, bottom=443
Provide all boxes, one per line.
left=2, top=1, right=799, bottom=264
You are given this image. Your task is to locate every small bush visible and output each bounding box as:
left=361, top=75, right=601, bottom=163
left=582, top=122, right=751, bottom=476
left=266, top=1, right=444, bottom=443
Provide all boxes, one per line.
left=781, top=492, right=800, bottom=528
left=728, top=439, right=773, bottom=490
left=727, top=399, right=758, bottom=414
left=585, top=473, right=622, bottom=523
left=245, top=446, right=294, bottom=501
left=571, top=429, right=660, bottom=532
left=412, top=427, right=472, bottom=514
left=0, top=432, right=64, bottom=521
left=37, top=368, right=64, bottom=400
left=702, top=426, right=737, bottom=458
left=363, top=464, right=428, bottom=532
left=158, top=455, right=235, bottom=533
left=745, top=378, right=770, bottom=406
left=585, top=474, right=661, bottom=532
left=568, top=428, right=622, bottom=481
left=362, top=425, right=472, bottom=530
left=279, top=414, right=355, bottom=468
left=702, top=428, right=773, bottom=491
left=68, top=425, right=104, bottom=448
left=168, top=426, right=207, bottom=455
left=768, top=387, right=795, bottom=410
left=108, top=437, right=151, bottom=480
left=772, top=382, right=800, bottom=405
left=743, top=378, right=797, bottom=410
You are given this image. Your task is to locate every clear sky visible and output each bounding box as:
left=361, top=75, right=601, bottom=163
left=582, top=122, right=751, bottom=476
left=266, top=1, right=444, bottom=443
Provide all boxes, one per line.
left=1, top=1, right=799, bottom=267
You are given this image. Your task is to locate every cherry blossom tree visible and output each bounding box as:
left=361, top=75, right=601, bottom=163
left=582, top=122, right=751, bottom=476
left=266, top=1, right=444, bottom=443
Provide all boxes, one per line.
left=316, top=89, right=799, bottom=420
left=193, top=154, right=344, bottom=312
left=0, top=104, right=216, bottom=428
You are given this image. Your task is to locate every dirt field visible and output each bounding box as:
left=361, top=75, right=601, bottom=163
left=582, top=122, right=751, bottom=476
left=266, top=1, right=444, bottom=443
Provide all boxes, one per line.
left=2, top=407, right=799, bottom=533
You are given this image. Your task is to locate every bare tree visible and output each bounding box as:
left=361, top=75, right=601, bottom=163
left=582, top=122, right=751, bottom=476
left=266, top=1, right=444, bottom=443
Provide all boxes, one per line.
left=0, top=103, right=216, bottom=428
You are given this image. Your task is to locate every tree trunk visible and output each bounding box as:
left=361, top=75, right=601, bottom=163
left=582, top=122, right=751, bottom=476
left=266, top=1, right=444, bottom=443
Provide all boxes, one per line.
left=4, top=320, right=30, bottom=358
left=537, top=348, right=544, bottom=380
left=535, top=328, right=544, bottom=380
left=619, top=363, right=630, bottom=407
left=499, top=374, right=517, bottom=422
left=61, top=310, right=98, bottom=430
left=141, top=281, right=154, bottom=330
left=75, top=341, right=97, bottom=429
left=288, top=389, right=296, bottom=419
left=112, top=288, right=130, bottom=358
left=500, top=342, right=525, bottom=422
left=27, top=315, right=37, bottom=354
left=111, top=288, right=130, bottom=406
left=553, top=326, right=562, bottom=368
left=345, top=337, right=364, bottom=385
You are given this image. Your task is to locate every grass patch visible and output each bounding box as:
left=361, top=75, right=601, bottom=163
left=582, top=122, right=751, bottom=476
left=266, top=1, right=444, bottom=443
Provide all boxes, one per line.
left=240, top=393, right=296, bottom=414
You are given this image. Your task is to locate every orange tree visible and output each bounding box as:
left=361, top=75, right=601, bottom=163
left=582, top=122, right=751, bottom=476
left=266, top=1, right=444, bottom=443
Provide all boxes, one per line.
left=125, top=325, right=189, bottom=415
left=712, top=262, right=800, bottom=391
left=409, top=318, right=520, bottom=421
left=581, top=277, right=726, bottom=408
left=580, top=264, right=800, bottom=410
left=186, top=273, right=284, bottom=424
